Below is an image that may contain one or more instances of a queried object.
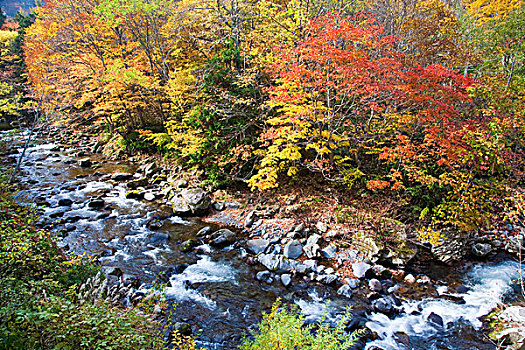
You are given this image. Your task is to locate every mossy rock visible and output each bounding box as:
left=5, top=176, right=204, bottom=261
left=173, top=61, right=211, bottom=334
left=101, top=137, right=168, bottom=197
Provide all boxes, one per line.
left=125, top=190, right=144, bottom=200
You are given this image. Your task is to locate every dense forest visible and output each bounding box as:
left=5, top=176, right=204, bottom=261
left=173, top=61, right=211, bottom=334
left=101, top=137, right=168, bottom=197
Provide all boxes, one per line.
left=1, top=0, right=525, bottom=349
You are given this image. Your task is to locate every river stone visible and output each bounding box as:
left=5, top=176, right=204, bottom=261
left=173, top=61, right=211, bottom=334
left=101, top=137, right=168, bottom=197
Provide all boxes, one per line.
left=471, top=242, right=492, bottom=257
left=393, top=332, right=410, bottom=347
left=247, top=239, right=270, bottom=255
left=127, top=177, right=148, bottom=189
left=125, top=190, right=144, bottom=200
left=322, top=243, right=338, bottom=259
left=258, top=253, right=280, bottom=271
left=316, top=274, right=338, bottom=285
left=373, top=295, right=400, bottom=315
left=289, top=260, right=308, bottom=274
left=171, top=188, right=210, bottom=216
left=79, top=158, right=92, bottom=167
left=58, top=198, right=73, bottom=206
left=144, top=193, right=155, bottom=201
left=345, top=278, right=360, bottom=289
left=112, top=172, right=133, bottom=181
left=283, top=240, right=303, bottom=259
left=244, top=210, right=256, bottom=228
left=148, top=233, right=169, bottom=244
left=196, top=226, right=212, bottom=237
left=505, top=235, right=524, bottom=254
left=352, top=262, right=371, bottom=279
left=316, top=221, right=329, bottom=233
left=256, top=270, right=272, bottom=282
left=209, top=229, right=236, bottom=247
left=303, top=259, right=318, bottom=272
left=369, top=278, right=383, bottom=292
left=304, top=234, right=322, bottom=258
left=88, top=199, right=105, bottom=209
left=431, top=228, right=472, bottom=263
left=427, top=312, right=444, bottom=327
left=281, top=274, right=292, bottom=287
left=212, top=202, right=225, bottom=211
left=181, top=239, right=199, bottom=252
left=337, top=284, right=353, bottom=298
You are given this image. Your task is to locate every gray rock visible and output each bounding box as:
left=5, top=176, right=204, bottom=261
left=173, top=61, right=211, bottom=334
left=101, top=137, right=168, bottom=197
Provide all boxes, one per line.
left=303, top=259, right=318, bottom=272
left=144, top=193, right=155, bottom=201
left=322, top=244, right=338, bottom=259
left=337, top=284, right=353, bottom=298
left=209, top=229, right=236, bottom=247
left=294, top=223, right=305, bottom=233
left=283, top=240, right=303, bottom=259
left=258, top=254, right=280, bottom=271
left=112, top=172, right=134, bottom=181
left=176, top=179, right=188, bottom=188
left=427, top=312, right=443, bottom=327
left=281, top=274, right=292, bottom=287
left=245, top=210, right=256, bottom=228
left=316, top=221, right=329, bottom=233
left=289, top=260, right=308, bottom=274
left=506, top=235, right=524, bottom=254
left=172, top=188, right=210, bottom=216
left=373, top=295, right=400, bottom=315
left=278, top=256, right=293, bottom=272
left=316, top=274, right=338, bottom=285
left=304, top=234, right=322, bottom=258
left=212, top=202, right=225, bottom=211
left=345, top=278, right=360, bottom=289
left=142, top=162, right=158, bottom=177
left=369, top=278, right=383, bottom=292
left=256, top=270, right=272, bottom=282
left=471, top=242, right=492, bottom=257
left=196, top=226, right=212, bottom=237
left=247, top=239, right=270, bottom=255
left=352, top=262, right=371, bottom=279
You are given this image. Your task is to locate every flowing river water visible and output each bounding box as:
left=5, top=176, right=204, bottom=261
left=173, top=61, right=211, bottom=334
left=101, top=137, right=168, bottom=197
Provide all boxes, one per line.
left=2, top=130, right=524, bottom=350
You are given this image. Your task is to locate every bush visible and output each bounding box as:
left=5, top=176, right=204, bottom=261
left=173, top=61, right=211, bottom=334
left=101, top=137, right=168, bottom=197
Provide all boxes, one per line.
left=240, top=301, right=364, bottom=350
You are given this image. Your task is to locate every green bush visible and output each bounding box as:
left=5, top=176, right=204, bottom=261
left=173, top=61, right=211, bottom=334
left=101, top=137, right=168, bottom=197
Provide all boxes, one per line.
left=240, top=301, right=364, bottom=350
left=0, top=183, right=170, bottom=349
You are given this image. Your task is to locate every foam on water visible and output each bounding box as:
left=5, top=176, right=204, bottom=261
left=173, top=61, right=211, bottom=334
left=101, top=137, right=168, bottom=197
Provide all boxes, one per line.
left=164, top=256, right=238, bottom=309
left=366, top=260, right=523, bottom=350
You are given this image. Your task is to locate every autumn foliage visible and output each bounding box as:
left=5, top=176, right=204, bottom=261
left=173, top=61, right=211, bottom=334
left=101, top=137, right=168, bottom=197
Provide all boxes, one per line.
left=19, top=0, right=525, bottom=233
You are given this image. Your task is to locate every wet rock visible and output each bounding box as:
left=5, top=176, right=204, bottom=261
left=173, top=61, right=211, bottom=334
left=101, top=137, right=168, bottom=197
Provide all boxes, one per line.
left=144, top=193, right=155, bottom=201
left=58, top=198, right=73, bottom=206
left=456, top=285, right=469, bottom=293
left=146, top=219, right=164, bottom=230
left=369, top=279, right=383, bottom=292
left=49, top=210, right=66, bottom=219
left=281, top=274, right=292, bottom=287
left=247, top=238, right=270, bottom=255
left=209, top=228, right=236, bottom=247
left=181, top=239, right=199, bottom=252
left=373, top=295, right=400, bottom=315
left=176, top=179, right=188, bottom=188
left=245, top=210, right=256, bottom=228
left=125, top=190, right=144, bottom=200
left=393, top=332, right=410, bottom=347
left=427, top=312, right=444, bottom=327
left=152, top=174, right=166, bottom=184
left=471, top=242, right=492, bottom=257
left=345, top=278, right=360, bottom=289
left=171, top=188, right=210, bottom=216
left=142, top=162, right=159, bottom=177
left=316, top=274, right=338, bottom=285
left=283, top=239, right=303, bottom=259
left=79, top=158, right=92, bottom=167
left=196, top=226, right=212, bottom=237
left=173, top=322, right=192, bottom=336
left=111, top=172, right=133, bottom=181
left=322, top=243, right=338, bottom=259
left=256, top=270, right=272, bottom=283
left=294, top=223, right=305, bottom=233
left=126, top=177, right=148, bottom=189
left=337, top=284, right=353, bottom=298
left=105, top=266, right=123, bottom=277
left=505, top=235, right=524, bottom=254
left=88, top=199, right=105, bottom=209
left=352, top=262, right=372, bottom=279
left=148, top=233, right=169, bottom=244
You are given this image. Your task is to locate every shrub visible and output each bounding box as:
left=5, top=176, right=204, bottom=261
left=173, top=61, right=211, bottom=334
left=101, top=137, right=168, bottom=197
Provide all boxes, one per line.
left=240, top=301, right=364, bottom=350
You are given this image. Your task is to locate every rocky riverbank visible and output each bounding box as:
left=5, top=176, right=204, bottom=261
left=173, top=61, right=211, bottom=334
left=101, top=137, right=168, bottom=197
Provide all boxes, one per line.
left=3, top=126, right=525, bottom=349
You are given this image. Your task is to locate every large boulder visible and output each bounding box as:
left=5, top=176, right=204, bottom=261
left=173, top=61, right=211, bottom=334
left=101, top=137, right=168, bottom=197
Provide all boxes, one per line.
left=209, top=229, right=236, bottom=247
left=352, top=232, right=381, bottom=259
left=247, top=239, right=270, bottom=255
left=283, top=240, right=303, bottom=259
left=171, top=188, right=211, bottom=216
left=431, top=229, right=473, bottom=263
